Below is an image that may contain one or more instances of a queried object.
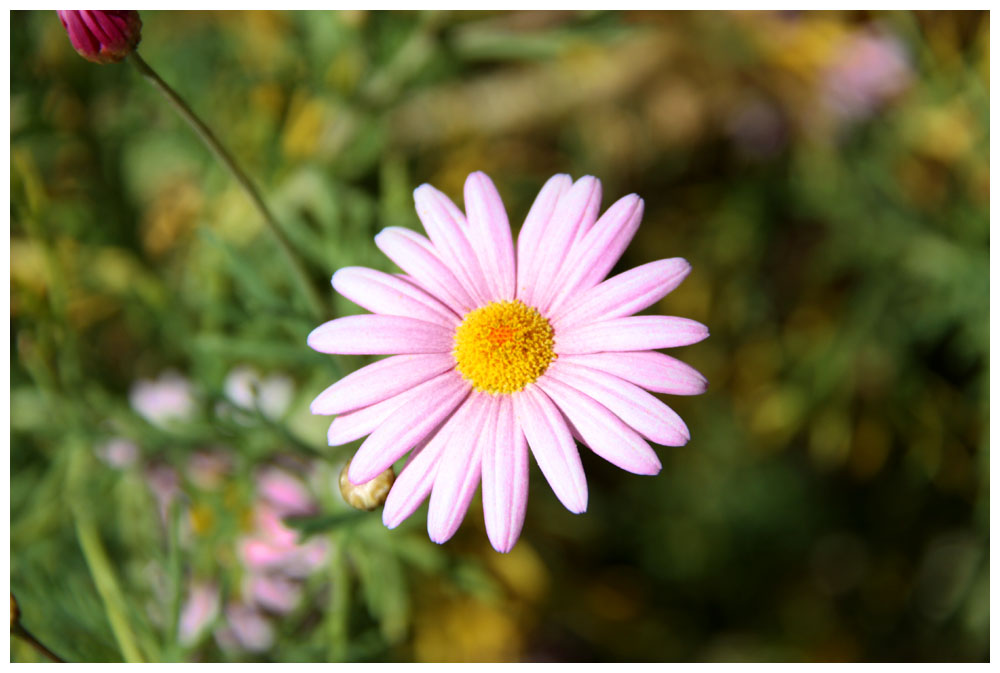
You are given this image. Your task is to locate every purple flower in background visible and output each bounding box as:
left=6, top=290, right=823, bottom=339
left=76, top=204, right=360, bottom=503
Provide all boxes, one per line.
left=822, top=29, right=913, bottom=121
left=56, top=11, right=142, bottom=64
left=308, top=172, right=709, bottom=552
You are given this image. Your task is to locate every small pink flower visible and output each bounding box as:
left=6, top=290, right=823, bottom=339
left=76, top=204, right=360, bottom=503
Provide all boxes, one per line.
left=308, top=172, right=708, bottom=552
left=823, top=29, right=912, bottom=122
left=56, top=11, right=142, bottom=64
left=239, top=504, right=329, bottom=577
left=129, top=371, right=195, bottom=428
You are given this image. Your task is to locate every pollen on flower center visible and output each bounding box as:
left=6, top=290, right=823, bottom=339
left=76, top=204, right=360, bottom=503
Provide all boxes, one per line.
left=453, top=300, right=556, bottom=395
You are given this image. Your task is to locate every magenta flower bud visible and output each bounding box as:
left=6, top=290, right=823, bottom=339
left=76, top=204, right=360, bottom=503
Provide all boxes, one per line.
left=56, top=10, right=142, bottom=64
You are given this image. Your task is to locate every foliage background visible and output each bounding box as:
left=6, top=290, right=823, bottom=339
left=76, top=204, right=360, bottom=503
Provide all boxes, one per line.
left=10, top=10, right=989, bottom=662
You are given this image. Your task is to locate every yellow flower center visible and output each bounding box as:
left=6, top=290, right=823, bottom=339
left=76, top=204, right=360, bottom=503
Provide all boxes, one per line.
left=453, top=299, right=556, bottom=395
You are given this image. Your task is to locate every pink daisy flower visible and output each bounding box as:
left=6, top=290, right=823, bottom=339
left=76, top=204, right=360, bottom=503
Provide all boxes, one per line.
left=308, top=172, right=708, bottom=553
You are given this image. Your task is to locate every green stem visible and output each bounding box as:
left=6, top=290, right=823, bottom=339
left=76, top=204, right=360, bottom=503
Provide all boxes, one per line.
left=127, top=51, right=326, bottom=321
left=13, top=623, right=66, bottom=663
left=327, top=534, right=350, bottom=662
left=74, top=512, right=145, bottom=663
left=70, top=448, right=144, bottom=663
left=162, top=501, right=184, bottom=662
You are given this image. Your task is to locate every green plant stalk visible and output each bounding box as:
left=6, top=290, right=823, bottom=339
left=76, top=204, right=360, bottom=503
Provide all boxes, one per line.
left=326, top=533, right=350, bottom=662
left=127, top=51, right=326, bottom=321
left=70, top=446, right=145, bottom=663
left=74, top=511, right=145, bottom=663
left=162, top=501, right=184, bottom=662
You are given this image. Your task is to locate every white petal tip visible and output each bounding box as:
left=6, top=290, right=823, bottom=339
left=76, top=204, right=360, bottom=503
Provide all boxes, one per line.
left=489, top=538, right=517, bottom=554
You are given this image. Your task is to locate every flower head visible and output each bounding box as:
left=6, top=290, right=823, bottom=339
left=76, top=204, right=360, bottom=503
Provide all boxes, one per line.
left=308, top=172, right=708, bottom=552
left=56, top=11, right=142, bottom=64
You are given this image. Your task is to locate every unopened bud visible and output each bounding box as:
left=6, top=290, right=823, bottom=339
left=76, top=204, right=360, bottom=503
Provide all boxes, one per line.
left=56, top=11, right=142, bottom=64
left=339, top=460, right=394, bottom=511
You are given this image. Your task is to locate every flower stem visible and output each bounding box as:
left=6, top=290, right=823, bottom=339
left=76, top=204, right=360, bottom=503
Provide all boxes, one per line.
left=12, top=623, right=66, bottom=663
left=70, top=446, right=145, bottom=663
left=127, top=51, right=326, bottom=320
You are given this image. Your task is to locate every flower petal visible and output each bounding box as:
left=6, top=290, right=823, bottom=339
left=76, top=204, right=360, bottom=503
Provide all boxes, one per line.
left=414, top=184, right=491, bottom=307
left=546, top=360, right=689, bottom=446
left=464, top=172, right=516, bottom=301
left=555, top=316, right=709, bottom=355
left=513, top=385, right=588, bottom=513
left=559, top=351, right=708, bottom=395
left=544, top=194, right=644, bottom=315
left=381, top=427, right=449, bottom=529
left=427, top=394, right=491, bottom=544
left=552, top=258, right=692, bottom=330
left=332, top=266, right=459, bottom=328
left=515, top=173, right=573, bottom=305
left=537, top=376, right=662, bottom=475
left=528, top=176, right=602, bottom=311
left=310, top=354, right=456, bottom=415
left=481, top=395, right=529, bottom=553
left=326, top=392, right=409, bottom=446
left=348, top=372, right=470, bottom=484
left=374, top=227, right=476, bottom=314
left=307, top=314, right=453, bottom=355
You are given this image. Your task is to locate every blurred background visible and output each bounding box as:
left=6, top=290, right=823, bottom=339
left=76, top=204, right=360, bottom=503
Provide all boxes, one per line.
left=10, top=10, right=988, bottom=662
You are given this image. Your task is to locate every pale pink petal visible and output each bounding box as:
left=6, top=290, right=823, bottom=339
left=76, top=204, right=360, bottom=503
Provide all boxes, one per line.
left=382, top=400, right=471, bottom=529
left=560, top=351, right=708, bottom=395
left=332, top=266, right=459, bottom=328
left=307, top=314, right=452, bottom=355
left=546, top=361, right=689, bottom=446
left=538, top=376, right=662, bottom=475
left=528, top=176, right=602, bottom=311
left=481, top=395, right=529, bottom=553
left=513, top=385, right=587, bottom=513
left=427, top=394, right=492, bottom=544
left=311, top=354, right=456, bottom=415
left=544, top=194, right=644, bottom=315
left=240, top=538, right=291, bottom=571
left=348, top=372, right=470, bottom=484
left=555, top=316, right=709, bottom=355
left=224, top=603, right=273, bottom=652
left=326, top=391, right=409, bottom=446
left=515, top=174, right=572, bottom=304
left=178, top=581, right=220, bottom=646
left=247, top=574, right=300, bottom=614
left=464, top=172, right=516, bottom=301
left=413, top=184, right=491, bottom=306
left=553, top=258, right=692, bottom=330
left=374, top=227, right=476, bottom=314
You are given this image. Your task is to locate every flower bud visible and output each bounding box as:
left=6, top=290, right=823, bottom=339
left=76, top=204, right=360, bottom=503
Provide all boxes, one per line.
left=339, top=460, right=394, bottom=511
left=56, top=11, right=142, bottom=64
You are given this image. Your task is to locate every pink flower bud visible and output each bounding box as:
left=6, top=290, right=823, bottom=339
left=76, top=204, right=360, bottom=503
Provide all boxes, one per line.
left=56, top=10, right=142, bottom=64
